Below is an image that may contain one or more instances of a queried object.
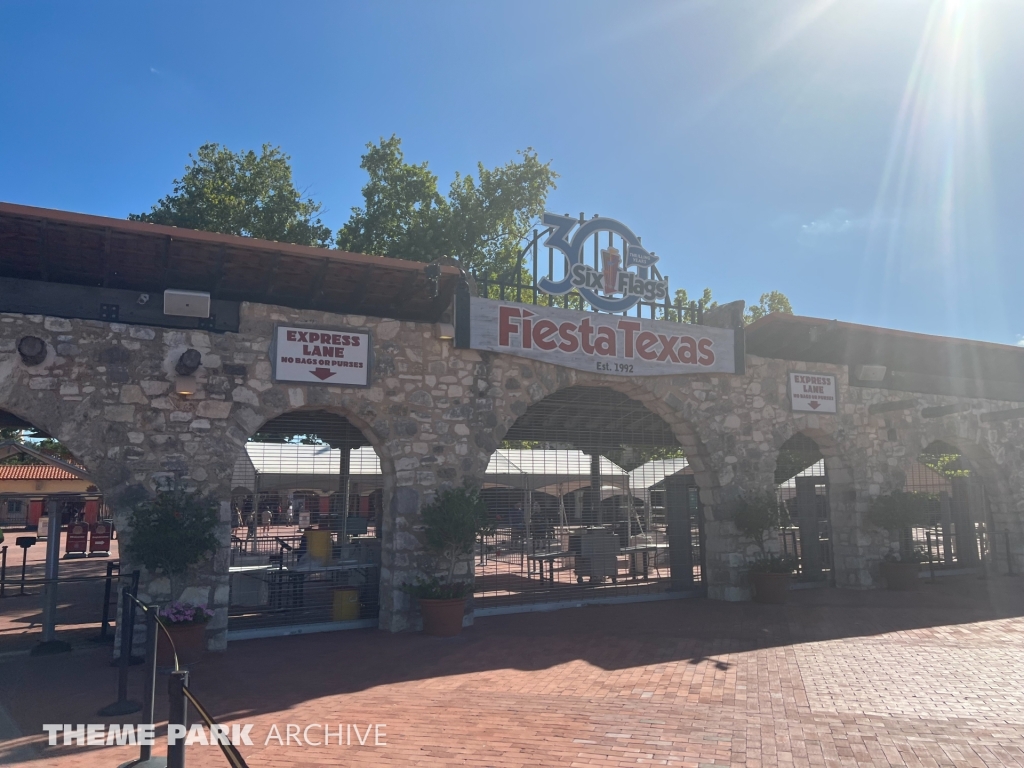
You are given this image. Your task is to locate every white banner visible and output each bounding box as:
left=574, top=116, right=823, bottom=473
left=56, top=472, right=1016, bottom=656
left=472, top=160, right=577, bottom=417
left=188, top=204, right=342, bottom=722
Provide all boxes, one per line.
left=789, top=372, right=837, bottom=413
left=468, top=298, right=737, bottom=376
left=273, top=325, right=370, bottom=386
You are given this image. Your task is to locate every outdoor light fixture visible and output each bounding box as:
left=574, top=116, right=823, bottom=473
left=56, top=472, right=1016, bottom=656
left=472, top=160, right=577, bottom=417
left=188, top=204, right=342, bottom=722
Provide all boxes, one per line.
left=436, top=323, right=455, bottom=341
left=174, top=348, right=202, bottom=395
left=164, top=289, right=211, bottom=318
left=17, top=336, right=47, bottom=366
left=175, top=348, right=202, bottom=376
left=174, top=375, right=197, bottom=396
left=854, top=364, right=887, bottom=382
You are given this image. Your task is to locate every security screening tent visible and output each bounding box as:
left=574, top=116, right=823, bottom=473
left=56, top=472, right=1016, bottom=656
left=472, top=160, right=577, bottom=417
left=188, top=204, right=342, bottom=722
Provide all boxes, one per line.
left=231, top=443, right=383, bottom=495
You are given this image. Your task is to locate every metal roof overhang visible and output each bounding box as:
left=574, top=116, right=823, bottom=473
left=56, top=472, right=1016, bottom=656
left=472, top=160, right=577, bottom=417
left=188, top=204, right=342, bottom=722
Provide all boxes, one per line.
left=746, top=314, right=1024, bottom=401
left=0, top=202, right=462, bottom=324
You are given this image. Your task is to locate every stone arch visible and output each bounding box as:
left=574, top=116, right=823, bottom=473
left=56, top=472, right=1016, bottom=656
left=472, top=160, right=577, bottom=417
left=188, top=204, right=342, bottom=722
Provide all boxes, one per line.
left=471, top=368, right=725, bottom=603
left=228, top=402, right=399, bottom=632
left=767, top=422, right=863, bottom=586
left=898, top=428, right=1019, bottom=574
left=487, top=368, right=722, bottom=504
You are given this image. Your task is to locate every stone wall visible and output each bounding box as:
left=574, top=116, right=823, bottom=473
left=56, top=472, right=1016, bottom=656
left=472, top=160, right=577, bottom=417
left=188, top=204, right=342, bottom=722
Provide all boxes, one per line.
left=2, top=303, right=1023, bottom=646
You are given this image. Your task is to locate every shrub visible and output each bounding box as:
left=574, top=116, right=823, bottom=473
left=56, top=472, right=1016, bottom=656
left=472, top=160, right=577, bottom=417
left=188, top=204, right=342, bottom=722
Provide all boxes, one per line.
left=867, top=491, right=935, bottom=562
left=748, top=553, right=798, bottom=574
left=124, top=489, right=220, bottom=574
left=730, top=492, right=789, bottom=554
left=403, top=485, right=487, bottom=600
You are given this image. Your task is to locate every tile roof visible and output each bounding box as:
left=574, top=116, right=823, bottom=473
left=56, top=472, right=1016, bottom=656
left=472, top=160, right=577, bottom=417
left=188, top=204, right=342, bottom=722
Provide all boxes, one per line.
left=0, top=464, right=83, bottom=481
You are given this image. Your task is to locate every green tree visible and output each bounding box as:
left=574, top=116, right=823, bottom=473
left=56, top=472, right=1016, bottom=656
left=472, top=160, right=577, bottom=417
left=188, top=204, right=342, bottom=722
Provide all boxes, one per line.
left=129, top=143, right=332, bottom=247
left=336, top=135, right=557, bottom=277
left=664, top=287, right=793, bottom=325
left=745, top=291, right=793, bottom=324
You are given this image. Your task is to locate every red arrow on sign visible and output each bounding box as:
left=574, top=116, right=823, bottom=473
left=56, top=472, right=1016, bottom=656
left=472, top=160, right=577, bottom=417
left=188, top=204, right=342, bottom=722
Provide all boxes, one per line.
left=310, top=368, right=336, bottom=381
left=809, top=400, right=820, bottom=409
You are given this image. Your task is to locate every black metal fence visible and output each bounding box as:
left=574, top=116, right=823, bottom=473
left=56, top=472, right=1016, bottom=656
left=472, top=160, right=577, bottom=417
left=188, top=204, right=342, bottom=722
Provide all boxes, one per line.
left=228, top=532, right=380, bottom=633
left=472, top=222, right=708, bottom=324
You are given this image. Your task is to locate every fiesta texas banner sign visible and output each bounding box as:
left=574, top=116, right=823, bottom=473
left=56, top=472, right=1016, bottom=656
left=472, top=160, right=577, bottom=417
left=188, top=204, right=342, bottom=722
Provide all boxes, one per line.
left=468, top=298, right=739, bottom=376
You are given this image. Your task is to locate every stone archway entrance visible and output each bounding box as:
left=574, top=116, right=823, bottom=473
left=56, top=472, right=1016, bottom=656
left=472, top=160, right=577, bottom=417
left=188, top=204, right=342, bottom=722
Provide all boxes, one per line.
left=0, top=408, right=111, bottom=651
left=227, top=409, right=384, bottom=639
left=775, top=433, right=834, bottom=583
left=474, top=385, right=705, bottom=613
left=903, top=440, right=993, bottom=571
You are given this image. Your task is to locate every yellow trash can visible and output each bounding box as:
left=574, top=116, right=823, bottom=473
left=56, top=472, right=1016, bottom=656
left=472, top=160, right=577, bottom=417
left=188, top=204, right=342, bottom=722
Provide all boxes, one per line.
left=304, top=529, right=332, bottom=563
left=332, top=588, right=360, bottom=621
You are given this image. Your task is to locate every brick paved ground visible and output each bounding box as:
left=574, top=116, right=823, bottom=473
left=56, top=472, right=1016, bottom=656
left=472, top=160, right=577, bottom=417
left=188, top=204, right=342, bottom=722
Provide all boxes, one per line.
left=1, top=574, right=1023, bottom=767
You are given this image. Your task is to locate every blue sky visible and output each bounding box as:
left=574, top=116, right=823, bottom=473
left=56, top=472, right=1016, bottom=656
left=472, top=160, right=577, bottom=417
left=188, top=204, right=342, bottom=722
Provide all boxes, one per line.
left=2, top=1, right=1022, bottom=345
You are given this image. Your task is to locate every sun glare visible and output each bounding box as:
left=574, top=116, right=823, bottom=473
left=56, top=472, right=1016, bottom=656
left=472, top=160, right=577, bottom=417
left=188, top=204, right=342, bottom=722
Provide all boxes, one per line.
left=867, top=0, right=997, bottom=323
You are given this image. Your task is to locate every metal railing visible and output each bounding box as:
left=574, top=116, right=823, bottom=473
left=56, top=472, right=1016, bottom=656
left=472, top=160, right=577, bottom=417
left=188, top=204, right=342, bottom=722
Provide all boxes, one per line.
left=472, top=223, right=708, bottom=324
left=100, top=588, right=249, bottom=768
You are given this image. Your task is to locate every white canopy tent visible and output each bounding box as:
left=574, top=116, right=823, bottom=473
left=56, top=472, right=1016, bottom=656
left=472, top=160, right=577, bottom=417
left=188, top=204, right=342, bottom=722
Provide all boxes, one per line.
left=627, top=457, right=691, bottom=505
left=230, top=443, right=382, bottom=494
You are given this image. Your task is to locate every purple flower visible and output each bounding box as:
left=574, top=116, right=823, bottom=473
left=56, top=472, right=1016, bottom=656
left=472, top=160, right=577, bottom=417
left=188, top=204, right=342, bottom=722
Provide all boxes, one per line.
left=158, top=601, right=212, bottom=625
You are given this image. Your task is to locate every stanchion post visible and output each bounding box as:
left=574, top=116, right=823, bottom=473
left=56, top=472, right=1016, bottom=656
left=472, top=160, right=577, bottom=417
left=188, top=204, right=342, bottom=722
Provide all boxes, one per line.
left=1007, top=530, right=1015, bottom=576
left=167, top=670, right=189, bottom=768
left=96, top=561, right=114, bottom=641
left=926, top=531, right=935, bottom=582
left=139, top=607, right=159, bottom=763
left=19, top=545, right=29, bottom=596
left=97, top=586, right=141, bottom=716
left=0, top=545, right=7, bottom=597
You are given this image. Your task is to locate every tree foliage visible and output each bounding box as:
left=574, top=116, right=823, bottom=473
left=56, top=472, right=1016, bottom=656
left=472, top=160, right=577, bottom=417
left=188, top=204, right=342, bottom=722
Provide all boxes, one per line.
left=419, top=485, right=488, bottom=586
left=129, top=143, right=332, bottom=247
left=731, top=492, right=789, bottom=554
left=745, top=291, right=794, bottom=324
left=666, top=287, right=793, bottom=325
left=0, top=430, right=75, bottom=465
left=124, top=489, right=220, bottom=574
left=336, top=135, right=557, bottom=276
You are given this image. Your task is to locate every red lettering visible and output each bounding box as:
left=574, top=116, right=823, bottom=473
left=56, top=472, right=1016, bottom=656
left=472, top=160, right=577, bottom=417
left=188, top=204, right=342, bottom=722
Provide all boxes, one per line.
left=522, top=310, right=535, bottom=349
left=579, top=318, right=596, bottom=355
left=297, top=331, right=309, bottom=342
left=332, top=334, right=342, bottom=345
left=697, top=338, right=715, bottom=365
left=351, top=335, right=360, bottom=347
left=656, top=334, right=680, bottom=363
left=677, top=336, right=697, bottom=364
left=594, top=326, right=616, bottom=356
left=618, top=320, right=641, bottom=358
left=287, top=330, right=297, bottom=341
left=532, top=319, right=558, bottom=351
left=499, top=306, right=521, bottom=347
left=636, top=332, right=658, bottom=360
left=558, top=322, right=579, bottom=352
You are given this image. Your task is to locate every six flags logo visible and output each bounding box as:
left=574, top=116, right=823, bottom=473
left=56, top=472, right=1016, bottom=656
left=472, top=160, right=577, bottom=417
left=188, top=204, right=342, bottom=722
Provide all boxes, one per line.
left=537, top=213, right=669, bottom=312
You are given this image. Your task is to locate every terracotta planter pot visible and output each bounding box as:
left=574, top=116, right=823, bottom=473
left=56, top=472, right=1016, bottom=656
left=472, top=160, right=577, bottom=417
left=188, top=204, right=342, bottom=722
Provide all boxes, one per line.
left=751, top=572, right=791, bottom=604
left=157, top=622, right=207, bottom=667
left=880, top=561, right=920, bottom=591
left=419, top=597, right=466, bottom=637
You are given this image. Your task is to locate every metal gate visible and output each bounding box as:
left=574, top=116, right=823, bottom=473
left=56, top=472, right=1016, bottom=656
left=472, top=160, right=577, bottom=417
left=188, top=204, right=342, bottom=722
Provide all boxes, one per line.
left=775, top=434, right=833, bottom=582
left=905, top=442, right=989, bottom=569
left=228, top=410, right=381, bottom=637
left=473, top=386, right=705, bottom=611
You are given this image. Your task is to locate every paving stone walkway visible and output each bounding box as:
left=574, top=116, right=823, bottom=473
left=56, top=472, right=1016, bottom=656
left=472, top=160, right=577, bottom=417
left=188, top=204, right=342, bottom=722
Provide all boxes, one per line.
left=1, top=575, right=1022, bottom=767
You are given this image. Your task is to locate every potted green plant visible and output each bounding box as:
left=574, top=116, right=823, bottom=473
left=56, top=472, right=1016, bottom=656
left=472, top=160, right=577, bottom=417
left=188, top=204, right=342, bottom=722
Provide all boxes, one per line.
left=123, top=489, right=220, bottom=654
left=155, top=601, right=214, bottom=667
left=731, top=492, right=794, bottom=603
left=403, top=485, right=487, bottom=636
left=868, top=491, right=933, bottom=590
